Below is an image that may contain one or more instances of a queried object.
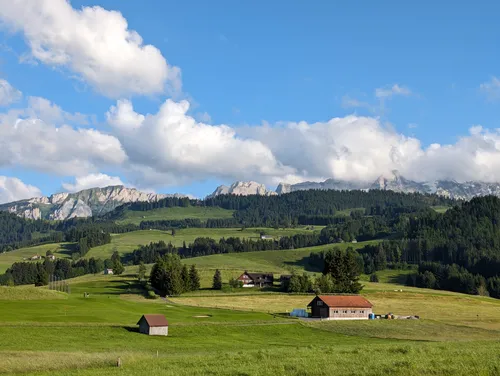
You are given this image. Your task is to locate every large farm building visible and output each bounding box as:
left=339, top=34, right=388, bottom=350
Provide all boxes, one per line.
left=308, top=295, right=373, bottom=320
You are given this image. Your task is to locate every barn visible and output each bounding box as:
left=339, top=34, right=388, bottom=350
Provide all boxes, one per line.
left=137, top=314, right=169, bottom=336
left=307, top=295, right=373, bottom=320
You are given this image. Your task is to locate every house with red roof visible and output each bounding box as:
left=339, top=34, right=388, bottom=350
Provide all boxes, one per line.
left=307, top=295, right=373, bottom=320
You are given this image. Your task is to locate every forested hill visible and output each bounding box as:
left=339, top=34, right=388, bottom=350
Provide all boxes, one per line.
left=404, top=195, right=500, bottom=276
left=108, top=189, right=455, bottom=227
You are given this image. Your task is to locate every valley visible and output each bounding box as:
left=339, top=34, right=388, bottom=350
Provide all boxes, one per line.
left=1, top=188, right=500, bottom=375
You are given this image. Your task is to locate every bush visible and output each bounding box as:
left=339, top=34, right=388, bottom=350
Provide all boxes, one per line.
left=147, top=290, right=158, bottom=299
left=229, top=278, right=243, bottom=288
left=369, top=273, right=379, bottom=283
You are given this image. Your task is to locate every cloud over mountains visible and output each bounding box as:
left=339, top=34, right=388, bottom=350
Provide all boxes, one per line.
left=0, top=0, right=499, bottom=200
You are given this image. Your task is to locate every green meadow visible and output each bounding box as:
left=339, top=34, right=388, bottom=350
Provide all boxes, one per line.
left=1, top=269, right=500, bottom=375
left=0, top=226, right=322, bottom=272
left=1, top=220, right=499, bottom=375
left=116, top=206, right=235, bottom=225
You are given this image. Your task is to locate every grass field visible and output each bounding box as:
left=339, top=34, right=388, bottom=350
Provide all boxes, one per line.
left=0, top=243, right=72, bottom=273
left=180, top=240, right=381, bottom=288
left=1, top=270, right=500, bottom=375
left=0, top=226, right=322, bottom=272
left=116, top=206, right=235, bottom=225
left=431, top=205, right=451, bottom=213
left=85, top=227, right=323, bottom=260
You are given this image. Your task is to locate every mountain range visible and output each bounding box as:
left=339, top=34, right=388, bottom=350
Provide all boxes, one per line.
left=0, top=186, right=188, bottom=220
left=212, top=170, right=500, bottom=201
left=4, top=171, right=500, bottom=220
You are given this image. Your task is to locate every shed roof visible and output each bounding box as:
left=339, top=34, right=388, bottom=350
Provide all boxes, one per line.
left=309, top=295, right=373, bottom=308
left=137, top=314, right=169, bottom=327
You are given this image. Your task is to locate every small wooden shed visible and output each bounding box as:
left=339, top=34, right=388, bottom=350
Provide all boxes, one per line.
left=137, top=314, right=169, bottom=336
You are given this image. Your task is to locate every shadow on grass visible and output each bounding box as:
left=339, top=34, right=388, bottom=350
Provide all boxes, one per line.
left=283, top=256, right=322, bottom=273
left=123, top=326, right=140, bottom=334
left=58, top=243, right=79, bottom=257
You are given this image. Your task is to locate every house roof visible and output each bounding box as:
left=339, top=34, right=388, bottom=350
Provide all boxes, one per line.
left=309, top=295, right=373, bottom=308
left=240, top=272, right=273, bottom=281
left=137, top=314, right=169, bottom=327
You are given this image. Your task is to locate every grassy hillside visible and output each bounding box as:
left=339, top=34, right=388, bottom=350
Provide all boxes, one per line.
left=0, top=227, right=322, bottom=272
left=179, top=240, right=381, bottom=288
left=116, top=206, right=235, bottom=225
left=0, top=270, right=499, bottom=375
left=85, top=227, right=322, bottom=260
left=0, top=242, right=73, bottom=273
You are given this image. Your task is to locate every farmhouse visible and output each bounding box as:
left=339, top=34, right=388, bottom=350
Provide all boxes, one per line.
left=137, top=314, right=169, bottom=336
left=307, top=295, right=373, bottom=320
left=237, top=271, right=274, bottom=287
left=104, top=268, right=113, bottom=275
left=30, top=254, right=41, bottom=260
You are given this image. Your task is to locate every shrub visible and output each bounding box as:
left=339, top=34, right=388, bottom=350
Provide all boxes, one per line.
left=147, top=290, right=158, bottom=299
left=369, top=273, right=379, bottom=283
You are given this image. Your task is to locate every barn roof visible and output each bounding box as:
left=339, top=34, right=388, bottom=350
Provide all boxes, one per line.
left=309, top=295, right=373, bottom=308
left=137, top=314, right=169, bottom=327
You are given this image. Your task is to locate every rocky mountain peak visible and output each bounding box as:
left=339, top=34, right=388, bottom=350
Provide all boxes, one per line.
left=0, top=185, right=188, bottom=220
left=208, top=181, right=277, bottom=198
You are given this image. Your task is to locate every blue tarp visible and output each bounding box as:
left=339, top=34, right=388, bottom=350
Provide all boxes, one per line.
left=290, top=309, right=308, bottom=318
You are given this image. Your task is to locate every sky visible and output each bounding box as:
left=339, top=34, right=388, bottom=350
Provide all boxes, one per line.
left=0, top=0, right=500, bottom=202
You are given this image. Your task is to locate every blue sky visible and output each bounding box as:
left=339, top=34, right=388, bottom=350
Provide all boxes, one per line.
left=0, top=0, right=500, bottom=201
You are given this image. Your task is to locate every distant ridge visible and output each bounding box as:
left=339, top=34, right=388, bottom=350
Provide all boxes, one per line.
left=0, top=185, right=188, bottom=220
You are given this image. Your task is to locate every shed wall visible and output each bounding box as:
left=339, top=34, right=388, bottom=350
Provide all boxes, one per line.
left=139, top=320, right=150, bottom=335
left=328, top=307, right=372, bottom=319
left=149, top=326, right=168, bottom=336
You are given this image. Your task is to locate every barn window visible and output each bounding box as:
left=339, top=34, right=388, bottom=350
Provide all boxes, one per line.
left=343, top=310, right=347, bottom=314
left=351, top=310, right=356, bottom=313
left=317, top=301, right=323, bottom=306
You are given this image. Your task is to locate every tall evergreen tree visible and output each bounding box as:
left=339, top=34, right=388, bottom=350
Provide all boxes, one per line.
left=189, top=264, right=200, bottom=291
left=212, top=269, right=222, bottom=290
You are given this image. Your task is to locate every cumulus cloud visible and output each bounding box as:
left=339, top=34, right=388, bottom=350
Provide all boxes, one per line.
left=0, top=79, right=22, bottom=106
left=375, top=84, right=412, bottom=99
left=0, top=176, right=41, bottom=204
left=26, top=96, right=90, bottom=125
left=480, top=77, right=500, bottom=101
left=0, top=108, right=126, bottom=176
left=62, top=173, right=124, bottom=192
left=0, top=0, right=180, bottom=97
left=106, top=99, right=294, bottom=186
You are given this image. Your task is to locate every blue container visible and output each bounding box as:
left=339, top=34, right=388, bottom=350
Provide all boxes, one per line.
left=368, top=313, right=375, bottom=320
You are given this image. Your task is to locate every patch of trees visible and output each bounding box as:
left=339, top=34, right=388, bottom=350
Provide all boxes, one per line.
left=138, top=218, right=239, bottom=230
left=0, top=257, right=108, bottom=286
left=0, top=211, right=65, bottom=252
left=65, top=226, right=112, bottom=257
left=284, top=247, right=363, bottom=294
left=149, top=254, right=200, bottom=295
left=128, top=232, right=330, bottom=265
left=405, top=262, right=497, bottom=297
left=205, top=190, right=453, bottom=227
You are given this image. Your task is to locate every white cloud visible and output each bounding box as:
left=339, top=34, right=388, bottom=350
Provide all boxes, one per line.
left=480, top=77, right=500, bottom=101
left=62, top=173, right=124, bottom=192
left=0, top=0, right=180, bottom=97
left=0, top=106, right=126, bottom=176
left=0, top=79, right=22, bottom=106
left=0, top=176, right=41, bottom=204
left=26, top=96, right=90, bottom=125
left=106, top=99, right=294, bottom=186
left=375, top=84, right=412, bottom=99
